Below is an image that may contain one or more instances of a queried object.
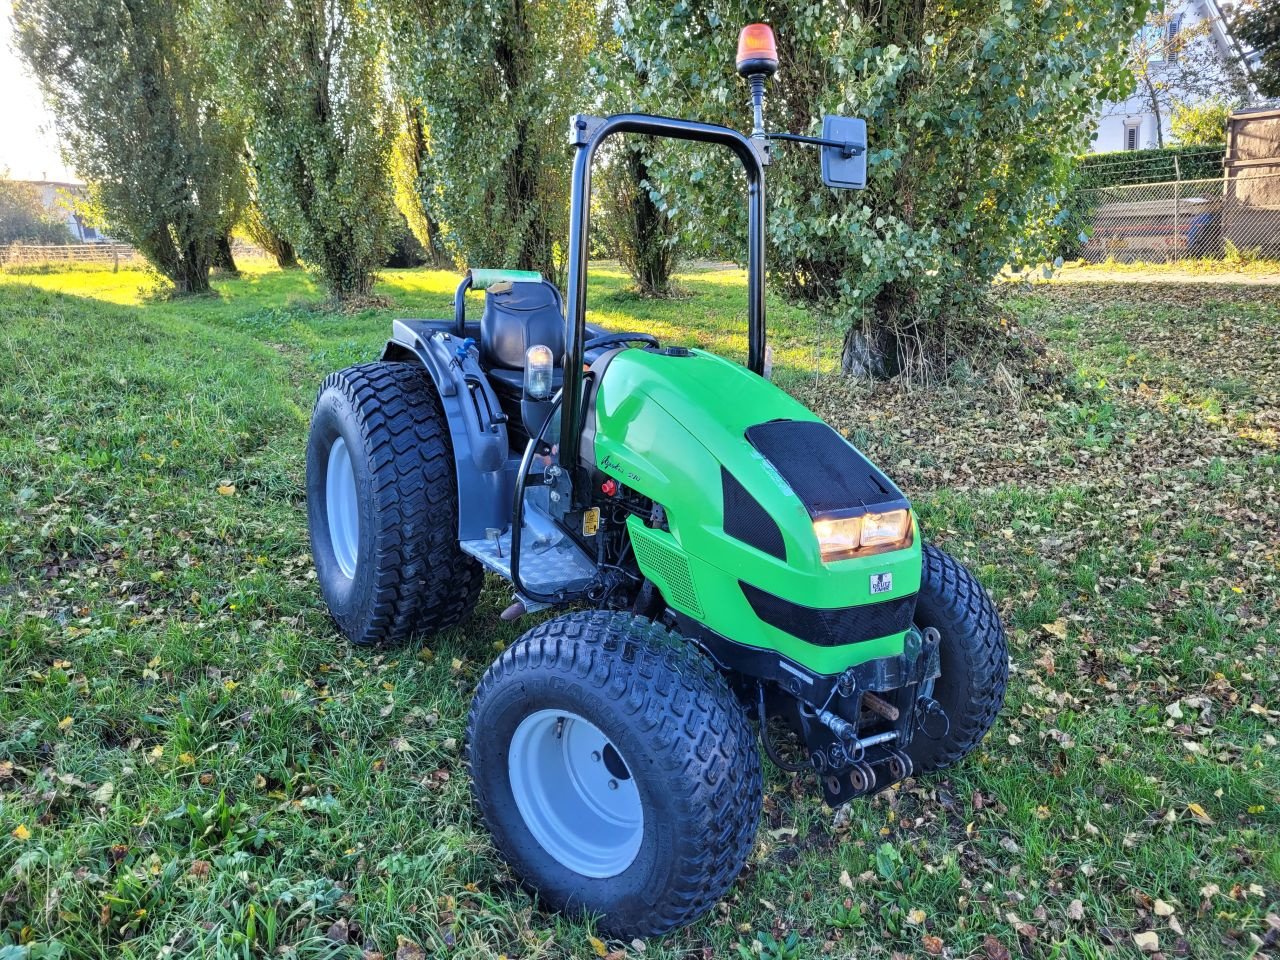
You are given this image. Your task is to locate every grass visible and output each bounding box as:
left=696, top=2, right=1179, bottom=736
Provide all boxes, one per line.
left=0, top=262, right=1277, bottom=959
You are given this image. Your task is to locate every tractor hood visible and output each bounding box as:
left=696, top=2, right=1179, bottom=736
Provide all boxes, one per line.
left=591, top=347, right=922, bottom=675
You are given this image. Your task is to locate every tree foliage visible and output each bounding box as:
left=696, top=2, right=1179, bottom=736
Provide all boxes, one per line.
left=598, top=142, right=682, bottom=296
left=616, top=1, right=1148, bottom=377
left=14, top=0, right=245, bottom=293
left=0, top=174, right=72, bottom=245
left=218, top=0, right=398, bottom=300
left=1235, top=0, right=1280, bottom=98
left=1170, top=97, right=1231, bottom=146
left=240, top=162, right=300, bottom=270
left=384, top=0, right=606, bottom=287
left=390, top=100, right=453, bottom=270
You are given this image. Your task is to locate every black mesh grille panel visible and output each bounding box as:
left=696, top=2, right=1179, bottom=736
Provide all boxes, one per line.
left=745, top=419, right=907, bottom=518
left=740, top=581, right=917, bottom=648
left=721, top=468, right=786, bottom=561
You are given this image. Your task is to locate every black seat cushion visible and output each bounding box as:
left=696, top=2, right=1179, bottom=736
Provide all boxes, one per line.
left=480, top=281, right=566, bottom=370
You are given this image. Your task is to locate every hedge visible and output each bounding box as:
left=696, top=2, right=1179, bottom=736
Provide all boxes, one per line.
left=1073, top=145, right=1226, bottom=189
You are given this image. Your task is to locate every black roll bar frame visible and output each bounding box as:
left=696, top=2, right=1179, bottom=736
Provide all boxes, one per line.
left=557, top=113, right=768, bottom=497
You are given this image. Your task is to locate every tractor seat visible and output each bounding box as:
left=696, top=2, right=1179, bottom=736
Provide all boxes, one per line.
left=479, top=280, right=566, bottom=386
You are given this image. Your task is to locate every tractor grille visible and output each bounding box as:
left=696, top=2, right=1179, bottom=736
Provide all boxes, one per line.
left=721, top=467, right=786, bottom=561
left=740, top=581, right=916, bottom=647
left=629, top=523, right=703, bottom=618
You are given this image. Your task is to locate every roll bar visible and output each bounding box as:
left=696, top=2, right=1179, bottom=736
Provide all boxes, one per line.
left=558, top=112, right=768, bottom=487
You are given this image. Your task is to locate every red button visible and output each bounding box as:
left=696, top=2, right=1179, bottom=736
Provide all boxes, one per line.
left=601, top=479, right=618, bottom=496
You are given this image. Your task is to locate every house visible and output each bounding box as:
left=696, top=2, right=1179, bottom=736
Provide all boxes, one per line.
left=20, top=178, right=105, bottom=242
left=1091, top=0, right=1258, bottom=152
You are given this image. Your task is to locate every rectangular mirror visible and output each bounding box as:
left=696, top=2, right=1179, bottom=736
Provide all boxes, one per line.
left=820, top=115, right=867, bottom=190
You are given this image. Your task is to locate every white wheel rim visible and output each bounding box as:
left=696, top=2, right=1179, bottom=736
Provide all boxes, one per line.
left=508, top=709, right=644, bottom=878
left=325, top=436, right=360, bottom=578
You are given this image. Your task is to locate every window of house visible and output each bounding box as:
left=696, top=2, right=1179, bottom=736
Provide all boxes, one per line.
left=1125, top=122, right=1141, bottom=151
left=1143, top=23, right=1166, bottom=63
left=1165, top=15, right=1182, bottom=61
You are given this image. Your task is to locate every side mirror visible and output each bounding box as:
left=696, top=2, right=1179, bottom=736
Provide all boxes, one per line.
left=820, top=115, right=867, bottom=191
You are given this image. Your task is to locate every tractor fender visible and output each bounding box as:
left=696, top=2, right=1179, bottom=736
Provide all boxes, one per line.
left=383, top=319, right=514, bottom=540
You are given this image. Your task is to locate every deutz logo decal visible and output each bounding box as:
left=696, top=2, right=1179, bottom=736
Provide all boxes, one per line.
left=870, top=572, right=893, bottom=595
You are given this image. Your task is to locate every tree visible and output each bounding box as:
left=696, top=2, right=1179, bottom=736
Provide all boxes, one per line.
left=390, top=99, right=453, bottom=270
left=383, top=0, right=606, bottom=287
left=14, top=0, right=245, bottom=294
left=598, top=142, right=682, bottom=297
left=1235, top=0, right=1280, bottom=98
left=617, top=1, right=1149, bottom=378
left=240, top=161, right=300, bottom=269
left=1170, top=97, right=1231, bottom=145
left=218, top=0, right=398, bottom=301
left=0, top=173, right=72, bottom=244
left=1114, top=1, right=1250, bottom=148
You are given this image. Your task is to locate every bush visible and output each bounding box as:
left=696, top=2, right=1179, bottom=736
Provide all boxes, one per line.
left=1170, top=98, right=1231, bottom=147
left=1074, top=144, right=1225, bottom=189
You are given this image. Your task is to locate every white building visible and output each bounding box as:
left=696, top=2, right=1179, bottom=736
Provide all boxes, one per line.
left=20, top=178, right=105, bottom=242
left=1091, top=0, right=1256, bottom=153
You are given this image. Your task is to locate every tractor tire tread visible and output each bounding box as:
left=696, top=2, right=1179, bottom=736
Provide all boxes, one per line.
left=467, top=611, right=761, bottom=937
left=909, top=543, right=1008, bottom=772
left=318, top=361, right=482, bottom=645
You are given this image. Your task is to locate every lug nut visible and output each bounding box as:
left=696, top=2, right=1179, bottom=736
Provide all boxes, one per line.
left=591, top=751, right=601, bottom=762
left=608, top=779, right=618, bottom=790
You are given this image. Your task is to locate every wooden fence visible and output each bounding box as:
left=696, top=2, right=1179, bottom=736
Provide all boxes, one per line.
left=0, top=242, right=143, bottom=269
left=1, top=239, right=271, bottom=270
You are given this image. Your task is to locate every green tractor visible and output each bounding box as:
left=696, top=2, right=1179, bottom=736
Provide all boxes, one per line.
left=305, top=24, right=1006, bottom=938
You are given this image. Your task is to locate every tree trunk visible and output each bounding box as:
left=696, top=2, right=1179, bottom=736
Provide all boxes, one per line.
left=840, top=290, right=904, bottom=379
left=275, top=236, right=299, bottom=269
left=212, top=233, right=239, bottom=274
left=171, top=254, right=211, bottom=295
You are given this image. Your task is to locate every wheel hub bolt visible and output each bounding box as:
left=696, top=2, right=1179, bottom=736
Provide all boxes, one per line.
left=591, top=751, right=601, bottom=762
left=608, top=779, right=619, bottom=790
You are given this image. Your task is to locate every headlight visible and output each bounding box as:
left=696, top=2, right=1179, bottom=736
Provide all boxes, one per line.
left=814, top=509, right=913, bottom=562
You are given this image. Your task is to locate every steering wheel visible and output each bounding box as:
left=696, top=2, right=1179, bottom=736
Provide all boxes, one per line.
left=584, top=332, right=660, bottom=352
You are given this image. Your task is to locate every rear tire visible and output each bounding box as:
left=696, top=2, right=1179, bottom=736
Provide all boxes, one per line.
left=306, top=361, right=483, bottom=645
left=467, top=611, right=762, bottom=938
left=906, top=544, right=1008, bottom=773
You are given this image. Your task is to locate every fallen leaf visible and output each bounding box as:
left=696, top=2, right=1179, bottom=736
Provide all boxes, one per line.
left=922, top=934, right=944, bottom=955
left=217, top=484, right=236, bottom=496
left=12, top=824, right=31, bottom=841
left=839, top=869, right=855, bottom=890
left=1042, top=619, right=1068, bottom=639
left=92, top=781, right=115, bottom=804
left=982, top=933, right=1011, bottom=960
left=587, top=936, right=608, bottom=957
left=1186, top=802, right=1213, bottom=824
left=1153, top=898, right=1175, bottom=917
left=1133, top=930, right=1159, bottom=952
left=906, top=908, right=926, bottom=925
left=394, top=937, right=426, bottom=960
left=1068, top=899, right=1085, bottom=920
left=58, top=716, right=73, bottom=732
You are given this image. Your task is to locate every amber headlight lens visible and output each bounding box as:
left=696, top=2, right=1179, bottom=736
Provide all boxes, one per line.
left=814, top=509, right=912, bottom=562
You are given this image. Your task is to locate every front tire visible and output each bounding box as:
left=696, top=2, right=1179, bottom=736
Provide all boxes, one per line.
left=907, top=544, right=1009, bottom=773
left=306, top=361, right=482, bottom=646
left=467, top=612, right=762, bottom=938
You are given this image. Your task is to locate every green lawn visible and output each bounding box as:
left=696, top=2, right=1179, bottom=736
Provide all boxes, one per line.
left=0, top=263, right=1276, bottom=959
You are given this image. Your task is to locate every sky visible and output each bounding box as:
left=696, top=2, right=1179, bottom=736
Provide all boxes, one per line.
left=0, top=0, right=77, bottom=182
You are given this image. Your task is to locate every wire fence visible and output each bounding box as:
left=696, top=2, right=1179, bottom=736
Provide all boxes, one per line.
left=1077, top=172, right=1280, bottom=263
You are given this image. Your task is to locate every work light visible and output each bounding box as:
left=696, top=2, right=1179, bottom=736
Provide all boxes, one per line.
left=814, top=509, right=913, bottom=562
left=524, top=345, right=554, bottom=400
